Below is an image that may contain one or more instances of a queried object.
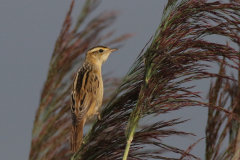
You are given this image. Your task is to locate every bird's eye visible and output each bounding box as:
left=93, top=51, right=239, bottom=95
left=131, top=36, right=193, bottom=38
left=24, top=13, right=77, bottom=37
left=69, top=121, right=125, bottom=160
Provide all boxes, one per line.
left=99, top=49, right=103, bottom=53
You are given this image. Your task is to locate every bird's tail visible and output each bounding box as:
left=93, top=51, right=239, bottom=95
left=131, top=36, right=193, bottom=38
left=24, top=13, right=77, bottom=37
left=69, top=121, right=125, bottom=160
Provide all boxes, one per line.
left=70, top=120, right=84, bottom=152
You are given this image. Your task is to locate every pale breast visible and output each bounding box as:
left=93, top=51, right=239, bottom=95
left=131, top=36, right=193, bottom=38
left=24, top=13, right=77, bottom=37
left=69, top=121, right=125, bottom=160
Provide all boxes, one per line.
left=86, top=73, right=103, bottom=118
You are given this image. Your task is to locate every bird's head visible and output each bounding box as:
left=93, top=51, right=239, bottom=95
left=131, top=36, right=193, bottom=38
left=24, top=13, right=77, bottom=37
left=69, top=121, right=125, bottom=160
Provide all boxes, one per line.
left=86, top=46, right=118, bottom=65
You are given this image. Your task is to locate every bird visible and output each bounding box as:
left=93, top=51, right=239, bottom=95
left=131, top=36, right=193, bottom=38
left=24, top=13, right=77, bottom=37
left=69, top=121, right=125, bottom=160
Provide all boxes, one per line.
left=70, top=46, right=118, bottom=152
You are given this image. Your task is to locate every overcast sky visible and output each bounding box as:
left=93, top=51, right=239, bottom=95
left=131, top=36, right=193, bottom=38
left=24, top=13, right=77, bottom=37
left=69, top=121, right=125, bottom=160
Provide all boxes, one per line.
left=0, top=0, right=236, bottom=159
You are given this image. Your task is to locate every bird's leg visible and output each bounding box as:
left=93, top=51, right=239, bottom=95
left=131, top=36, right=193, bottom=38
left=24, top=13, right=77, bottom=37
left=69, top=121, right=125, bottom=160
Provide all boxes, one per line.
left=96, top=112, right=101, bottom=121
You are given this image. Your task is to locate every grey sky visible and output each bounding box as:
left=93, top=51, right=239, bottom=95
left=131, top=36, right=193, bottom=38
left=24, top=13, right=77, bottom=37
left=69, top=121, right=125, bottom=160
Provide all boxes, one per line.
left=0, top=0, right=234, bottom=159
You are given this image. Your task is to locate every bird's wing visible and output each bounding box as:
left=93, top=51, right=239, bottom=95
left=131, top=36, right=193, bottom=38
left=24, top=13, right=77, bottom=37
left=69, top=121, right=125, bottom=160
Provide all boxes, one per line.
left=71, top=63, right=99, bottom=126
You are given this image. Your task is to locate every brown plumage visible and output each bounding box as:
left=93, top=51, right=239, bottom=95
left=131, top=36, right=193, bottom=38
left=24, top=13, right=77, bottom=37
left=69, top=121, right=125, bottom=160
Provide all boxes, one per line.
left=70, top=46, right=118, bottom=152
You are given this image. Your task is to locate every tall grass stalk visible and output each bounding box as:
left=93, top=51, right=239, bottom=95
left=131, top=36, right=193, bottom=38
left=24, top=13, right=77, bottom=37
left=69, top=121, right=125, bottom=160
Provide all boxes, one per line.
left=29, top=0, right=240, bottom=159
left=73, top=0, right=240, bottom=159
left=29, top=0, right=131, bottom=159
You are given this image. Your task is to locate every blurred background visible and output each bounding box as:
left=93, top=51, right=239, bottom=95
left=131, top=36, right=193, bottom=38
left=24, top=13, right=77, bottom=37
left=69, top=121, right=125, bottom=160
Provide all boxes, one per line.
left=0, top=0, right=236, bottom=159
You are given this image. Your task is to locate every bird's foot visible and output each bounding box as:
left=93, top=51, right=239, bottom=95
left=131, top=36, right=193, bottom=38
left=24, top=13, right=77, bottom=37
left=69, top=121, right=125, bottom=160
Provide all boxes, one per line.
left=96, top=112, right=101, bottom=121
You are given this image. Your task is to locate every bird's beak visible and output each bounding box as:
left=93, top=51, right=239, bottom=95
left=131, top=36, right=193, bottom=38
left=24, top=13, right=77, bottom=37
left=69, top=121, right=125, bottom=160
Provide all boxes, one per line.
left=109, top=48, right=118, bottom=52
